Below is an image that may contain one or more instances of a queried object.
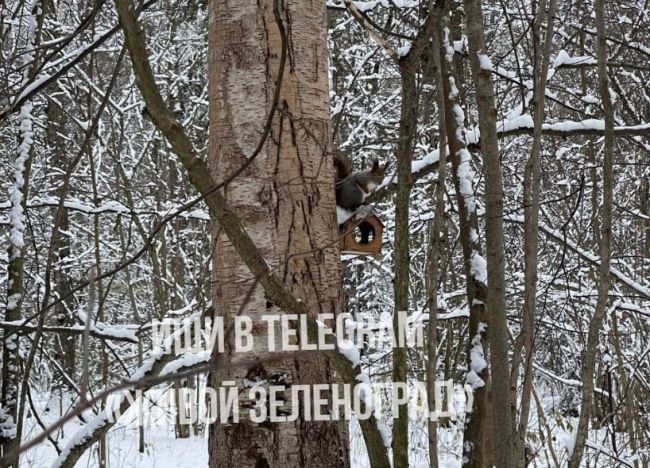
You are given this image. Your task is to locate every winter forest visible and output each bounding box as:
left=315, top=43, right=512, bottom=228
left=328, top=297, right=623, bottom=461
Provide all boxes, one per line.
left=1, top=0, right=649, bottom=466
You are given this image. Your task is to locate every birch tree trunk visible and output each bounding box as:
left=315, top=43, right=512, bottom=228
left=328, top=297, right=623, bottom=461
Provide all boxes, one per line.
left=208, top=1, right=349, bottom=466
left=568, top=0, right=615, bottom=464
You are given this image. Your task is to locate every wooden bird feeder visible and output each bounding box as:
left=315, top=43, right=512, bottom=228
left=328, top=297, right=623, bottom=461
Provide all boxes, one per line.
left=339, top=214, right=384, bottom=255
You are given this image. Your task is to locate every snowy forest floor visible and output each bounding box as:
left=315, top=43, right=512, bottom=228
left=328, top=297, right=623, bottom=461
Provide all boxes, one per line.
left=21, top=390, right=208, bottom=468
left=20, top=389, right=467, bottom=467
left=18, top=386, right=627, bottom=467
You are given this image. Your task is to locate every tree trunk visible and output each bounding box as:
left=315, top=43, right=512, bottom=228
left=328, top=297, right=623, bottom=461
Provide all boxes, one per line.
left=424, top=8, right=450, bottom=464
left=45, top=99, right=77, bottom=385
left=462, top=0, right=516, bottom=465
left=1, top=113, right=32, bottom=468
left=436, top=8, right=495, bottom=467
left=513, top=2, right=556, bottom=466
left=568, top=0, right=615, bottom=465
left=391, top=55, right=416, bottom=468
left=208, top=1, right=349, bottom=466
left=0, top=3, right=41, bottom=462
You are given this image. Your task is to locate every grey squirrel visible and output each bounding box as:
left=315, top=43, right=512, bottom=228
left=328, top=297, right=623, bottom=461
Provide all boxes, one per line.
left=334, top=156, right=386, bottom=210
left=334, top=155, right=386, bottom=245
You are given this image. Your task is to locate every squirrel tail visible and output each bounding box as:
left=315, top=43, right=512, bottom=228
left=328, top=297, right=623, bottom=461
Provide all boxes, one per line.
left=333, top=154, right=353, bottom=181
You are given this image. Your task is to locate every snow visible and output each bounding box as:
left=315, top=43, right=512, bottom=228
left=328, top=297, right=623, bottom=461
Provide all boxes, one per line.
left=498, top=114, right=534, bottom=132
left=448, top=77, right=459, bottom=99
left=451, top=104, right=466, bottom=143
left=456, top=149, right=476, bottom=213
left=557, top=428, right=577, bottom=457
left=327, top=0, right=420, bottom=12
left=618, top=302, right=650, bottom=318
left=8, top=101, right=33, bottom=260
left=374, top=149, right=440, bottom=194
left=4, top=335, right=17, bottom=351
left=76, top=310, right=139, bottom=343
left=465, top=325, right=487, bottom=389
left=52, top=411, right=113, bottom=468
left=354, top=373, right=375, bottom=413
left=0, top=410, right=17, bottom=439
left=494, top=116, right=650, bottom=136
left=339, top=339, right=360, bottom=367
left=6, top=293, right=21, bottom=311
left=453, top=39, right=465, bottom=54
left=470, top=253, right=487, bottom=285
left=443, top=27, right=454, bottom=63
left=410, top=149, right=440, bottom=174
left=477, top=53, right=493, bottom=71
left=349, top=1, right=379, bottom=12
left=337, top=206, right=355, bottom=225
left=24, top=391, right=208, bottom=468
left=161, top=351, right=210, bottom=376
left=547, top=118, right=608, bottom=132
left=377, top=420, right=391, bottom=448
left=553, top=50, right=597, bottom=68
left=437, top=309, right=469, bottom=320
left=465, top=370, right=484, bottom=390
left=397, top=44, right=411, bottom=57
left=355, top=372, right=370, bottom=385
left=51, top=314, right=205, bottom=466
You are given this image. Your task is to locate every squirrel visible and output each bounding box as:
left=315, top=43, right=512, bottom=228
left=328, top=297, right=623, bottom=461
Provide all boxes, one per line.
left=334, top=155, right=386, bottom=245
left=334, top=155, right=386, bottom=211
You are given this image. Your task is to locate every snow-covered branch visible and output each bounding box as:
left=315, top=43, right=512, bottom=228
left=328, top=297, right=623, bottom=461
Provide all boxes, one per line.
left=506, top=214, right=650, bottom=300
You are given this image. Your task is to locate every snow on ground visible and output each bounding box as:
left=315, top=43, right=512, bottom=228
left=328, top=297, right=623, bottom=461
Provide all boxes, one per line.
left=20, top=382, right=628, bottom=467
left=21, top=390, right=208, bottom=468
left=23, top=386, right=464, bottom=468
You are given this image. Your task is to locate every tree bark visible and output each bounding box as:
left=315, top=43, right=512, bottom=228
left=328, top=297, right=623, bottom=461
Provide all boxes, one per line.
left=462, top=0, right=516, bottom=465
left=512, top=2, right=556, bottom=466
left=424, top=7, right=450, bottom=465
left=110, top=0, right=390, bottom=464
left=0, top=2, right=43, bottom=463
left=208, top=1, right=349, bottom=466
left=391, top=54, right=416, bottom=468
left=439, top=8, right=494, bottom=466
left=568, top=0, right=615, bottom=465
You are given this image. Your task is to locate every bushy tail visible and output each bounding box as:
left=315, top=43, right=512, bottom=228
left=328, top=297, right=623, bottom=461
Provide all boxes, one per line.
left=333, top=154, right=353, bottom=182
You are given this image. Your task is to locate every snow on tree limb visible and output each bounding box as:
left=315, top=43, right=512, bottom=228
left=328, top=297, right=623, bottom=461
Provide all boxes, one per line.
left=50, top=312, right=205, bottom=468
left=506, top=214, right=650, bottom=301
left=464, top=115, right=650, bottom=140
